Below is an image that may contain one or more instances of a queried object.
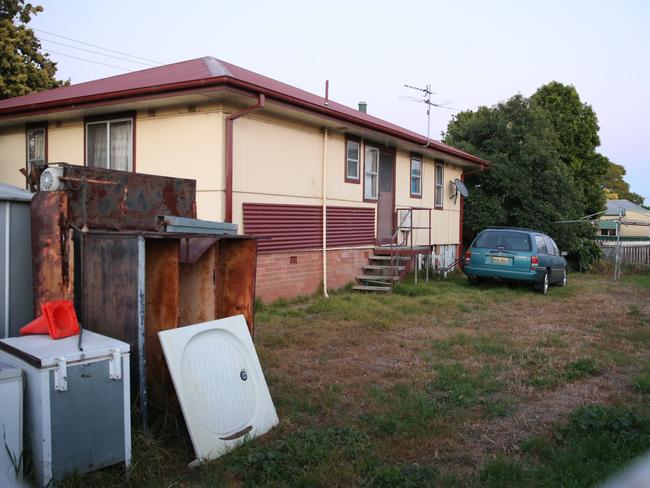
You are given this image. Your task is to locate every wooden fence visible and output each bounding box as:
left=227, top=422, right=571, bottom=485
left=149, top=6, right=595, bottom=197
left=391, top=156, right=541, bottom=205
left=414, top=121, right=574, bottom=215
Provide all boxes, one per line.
left=601, top=244, right=650, bottom=265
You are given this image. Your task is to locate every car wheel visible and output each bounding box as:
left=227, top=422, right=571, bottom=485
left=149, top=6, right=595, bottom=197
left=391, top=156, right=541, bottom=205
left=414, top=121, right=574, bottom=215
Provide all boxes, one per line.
left=559, top=269, right=567, bottom=287
left=537, top=271, right=549, bottom=294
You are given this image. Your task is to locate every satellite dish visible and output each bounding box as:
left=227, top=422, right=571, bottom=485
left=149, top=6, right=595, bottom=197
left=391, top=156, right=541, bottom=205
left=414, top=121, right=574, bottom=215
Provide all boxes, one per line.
left=450, top=178, right=469, bottom=203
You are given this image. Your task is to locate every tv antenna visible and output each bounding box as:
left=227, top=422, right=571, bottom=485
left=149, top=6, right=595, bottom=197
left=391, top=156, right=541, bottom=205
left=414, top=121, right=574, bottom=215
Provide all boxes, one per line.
left=401, top=84, right=453, bottom=142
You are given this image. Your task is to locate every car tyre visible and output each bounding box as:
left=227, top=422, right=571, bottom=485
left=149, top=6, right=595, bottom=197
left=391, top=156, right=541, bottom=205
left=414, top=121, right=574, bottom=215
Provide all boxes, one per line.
left=537, top=271, right=549, bottom=294
left=468, top=277, right=480, bottom=286
left=559, top=269, right=567, bottom=287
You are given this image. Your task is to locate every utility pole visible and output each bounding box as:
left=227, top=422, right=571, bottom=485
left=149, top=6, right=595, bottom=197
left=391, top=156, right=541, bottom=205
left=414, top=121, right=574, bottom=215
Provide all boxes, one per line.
left=614, top=207, right=623, bottom=280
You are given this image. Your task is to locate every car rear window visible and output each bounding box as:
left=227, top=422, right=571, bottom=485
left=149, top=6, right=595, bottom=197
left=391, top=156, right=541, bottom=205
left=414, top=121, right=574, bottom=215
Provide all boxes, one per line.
left=474, top=231, right=532, bottom=251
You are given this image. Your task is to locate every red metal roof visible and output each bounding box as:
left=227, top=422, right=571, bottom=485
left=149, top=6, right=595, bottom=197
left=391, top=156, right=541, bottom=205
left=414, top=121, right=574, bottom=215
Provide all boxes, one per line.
left=0, top=57, right=488, bottom=166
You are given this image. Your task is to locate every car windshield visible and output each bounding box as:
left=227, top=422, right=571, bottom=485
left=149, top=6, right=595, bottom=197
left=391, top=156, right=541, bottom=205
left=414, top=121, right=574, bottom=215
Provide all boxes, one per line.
left=474, top=231, right=532, bottom=251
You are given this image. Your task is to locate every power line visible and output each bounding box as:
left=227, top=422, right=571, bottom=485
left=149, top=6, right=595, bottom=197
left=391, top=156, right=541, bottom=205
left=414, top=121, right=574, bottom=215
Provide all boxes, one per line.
left=40, top=38, right=156, bottom=67
left=44, top=49, right=134, bottom=72
left=33, top=28, right=163, bottom=65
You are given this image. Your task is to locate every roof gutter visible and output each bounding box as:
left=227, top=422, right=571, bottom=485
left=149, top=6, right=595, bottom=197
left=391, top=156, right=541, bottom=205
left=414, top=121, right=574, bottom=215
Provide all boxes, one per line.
left=0, top=77, right=489, bottom=167
left=225, top=93, right=265, bottom=223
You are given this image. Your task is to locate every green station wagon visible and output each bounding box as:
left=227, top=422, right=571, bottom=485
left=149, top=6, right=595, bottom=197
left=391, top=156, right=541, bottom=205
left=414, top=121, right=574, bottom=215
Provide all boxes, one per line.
left=463, top=227, right=568, bottom=294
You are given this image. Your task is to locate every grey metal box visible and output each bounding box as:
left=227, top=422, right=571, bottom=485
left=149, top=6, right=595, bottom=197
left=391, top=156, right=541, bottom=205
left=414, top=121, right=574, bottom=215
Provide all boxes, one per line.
left=0, top=330, right=131, bottom=487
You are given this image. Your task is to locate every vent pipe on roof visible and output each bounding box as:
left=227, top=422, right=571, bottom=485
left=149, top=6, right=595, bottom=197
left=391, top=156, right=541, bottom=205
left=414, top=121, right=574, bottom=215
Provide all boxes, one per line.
left=358, top=101, right=367, bottom=113
left=324, top=80, right=329, bottom=106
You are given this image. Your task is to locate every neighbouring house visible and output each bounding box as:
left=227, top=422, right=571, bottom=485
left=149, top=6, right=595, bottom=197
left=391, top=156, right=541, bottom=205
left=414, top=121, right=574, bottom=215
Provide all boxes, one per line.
left=0, top=57, right=488, bottom=301
left=598, top=200, right=650, bottom=241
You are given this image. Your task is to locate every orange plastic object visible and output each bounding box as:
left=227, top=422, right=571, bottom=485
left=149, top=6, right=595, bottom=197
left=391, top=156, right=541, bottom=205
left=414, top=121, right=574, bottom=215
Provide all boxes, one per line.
left=20, top=300, right=80, bottom=339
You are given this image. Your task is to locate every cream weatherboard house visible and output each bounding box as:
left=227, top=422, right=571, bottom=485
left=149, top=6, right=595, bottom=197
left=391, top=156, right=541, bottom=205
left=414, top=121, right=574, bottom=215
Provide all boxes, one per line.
left=0, top=57, right=487, bottom=301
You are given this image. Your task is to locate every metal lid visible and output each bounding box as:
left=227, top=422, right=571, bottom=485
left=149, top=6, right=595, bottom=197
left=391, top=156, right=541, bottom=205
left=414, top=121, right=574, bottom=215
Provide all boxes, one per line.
left=0, top=182, right=33, bottom=202
left=0, top=330, right=129, bottom=369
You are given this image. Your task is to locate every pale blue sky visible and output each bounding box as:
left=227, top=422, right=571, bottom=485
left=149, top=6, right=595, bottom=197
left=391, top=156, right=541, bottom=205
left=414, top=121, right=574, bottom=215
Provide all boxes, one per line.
left=31, top=0, right=649, bottom=203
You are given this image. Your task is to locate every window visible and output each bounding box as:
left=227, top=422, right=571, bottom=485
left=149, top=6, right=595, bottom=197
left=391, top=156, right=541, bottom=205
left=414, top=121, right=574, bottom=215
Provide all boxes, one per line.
left=535, top=235, right=549, bottom=254
left=364, top=146, right=379, bottom=200
left=345, top=137, right=360, bottom=182
left=86, top=116, right=133, bottom=171
left=543, top=236, right=557, bottom=255
left=410, top=154, right=422, bottom=198
left=434, top=161, right=444, bottom=208
left=600, top=228, right=616, bottom=236
left=474, top=231, right=531, bottom=251
left=26, top=124, right=47, bottom=171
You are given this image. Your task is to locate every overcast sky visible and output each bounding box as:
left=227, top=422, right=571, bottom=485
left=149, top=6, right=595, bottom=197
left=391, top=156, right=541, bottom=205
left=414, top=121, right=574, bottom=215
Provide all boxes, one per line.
left=30, top=0, right=649, bottom=203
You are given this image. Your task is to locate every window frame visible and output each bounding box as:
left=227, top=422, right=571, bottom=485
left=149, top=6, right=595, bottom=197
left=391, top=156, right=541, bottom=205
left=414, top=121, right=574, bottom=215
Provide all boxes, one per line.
left=25, top=122, right=48, bottom=174
left=84, top=111, right=136, bottom=172
left=344, top=135, right=361, bottom=183
left=363, top=144, right=380, bottom=201
left=434, top=160, right=444, bottom=209
left=410, top=153, right=422, bottom=199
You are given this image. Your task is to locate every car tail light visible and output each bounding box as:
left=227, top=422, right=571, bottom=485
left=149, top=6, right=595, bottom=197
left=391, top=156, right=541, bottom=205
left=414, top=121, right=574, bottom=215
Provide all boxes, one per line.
left=531, top=255, right=539, bottom=269
left=465, top=250, right=472, bottom=265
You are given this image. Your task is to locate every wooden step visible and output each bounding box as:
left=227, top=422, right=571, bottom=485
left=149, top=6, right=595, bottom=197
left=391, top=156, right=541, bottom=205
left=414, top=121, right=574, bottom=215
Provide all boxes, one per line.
left=352, top=285, right=391, bottom=292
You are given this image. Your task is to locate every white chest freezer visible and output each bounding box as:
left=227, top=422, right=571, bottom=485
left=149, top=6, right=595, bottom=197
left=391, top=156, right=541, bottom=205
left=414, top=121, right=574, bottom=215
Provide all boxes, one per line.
left=0, top=330, right=131, bottom=487
left=0, top=362, right=22, bottom=486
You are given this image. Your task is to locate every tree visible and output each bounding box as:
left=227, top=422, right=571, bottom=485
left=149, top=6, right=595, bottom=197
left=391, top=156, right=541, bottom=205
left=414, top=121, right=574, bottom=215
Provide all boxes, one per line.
left=601, top=159, right=645, bottom=205
left=444, top=94, right=599, bottom=271
left=531, top=82, right=608, bottom=215
left=0, top=0, right=65, bottom=99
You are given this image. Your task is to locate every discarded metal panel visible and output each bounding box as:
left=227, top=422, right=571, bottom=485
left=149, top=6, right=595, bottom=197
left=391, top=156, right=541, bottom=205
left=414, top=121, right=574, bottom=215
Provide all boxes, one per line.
left=31, top=191, right=74, bottom=315
left=144, top=238, right=180, bottom=413
left=60, top=165, right=196, bottom=231
left=215, top=238, right=257, bottom=337
left=160, top=216, right=237, bottom=235
left=179, top=237, right=218, bottom=264
left=29, top=166, right=258, bottom=418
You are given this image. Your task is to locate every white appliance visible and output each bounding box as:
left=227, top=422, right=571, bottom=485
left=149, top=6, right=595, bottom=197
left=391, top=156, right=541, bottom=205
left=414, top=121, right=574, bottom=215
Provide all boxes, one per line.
left=159, top=315, right=278, bottom=463
left=0, top=362, right=22, bottom=486
left=0, top=330, right=131, bottom=487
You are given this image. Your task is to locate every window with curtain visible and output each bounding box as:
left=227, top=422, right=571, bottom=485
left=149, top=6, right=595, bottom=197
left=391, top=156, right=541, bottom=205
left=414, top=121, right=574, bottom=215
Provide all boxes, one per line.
left=364, top=146, right=379, bottom=200
left=435, top=162, right=444, bottom=208
left=86, top=118, right=133, bottom=171
left=345, top=138, right=360, bottom=182
left=27, top=126, right=46, bottom=170
left=410, top=155, right=422, bottom=197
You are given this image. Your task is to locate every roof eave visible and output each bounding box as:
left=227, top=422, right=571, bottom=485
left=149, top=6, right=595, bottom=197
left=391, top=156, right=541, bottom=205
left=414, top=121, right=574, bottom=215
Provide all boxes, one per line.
left=0, top=76, right=490, bottom=168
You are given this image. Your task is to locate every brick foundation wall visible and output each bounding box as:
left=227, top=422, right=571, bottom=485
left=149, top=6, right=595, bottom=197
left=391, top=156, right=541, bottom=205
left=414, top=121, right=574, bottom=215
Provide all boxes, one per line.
left=255, top=247, right=371, bottom=303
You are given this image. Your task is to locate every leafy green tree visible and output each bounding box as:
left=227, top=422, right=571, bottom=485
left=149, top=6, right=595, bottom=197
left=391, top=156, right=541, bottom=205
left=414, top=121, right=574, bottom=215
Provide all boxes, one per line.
left=0, top=0, right=65, bottom=99
left=601, top=159, right=645, bottom=205
left=531, top=82, right=607, bottom=215
left=444, top=94, right=599, bottom=271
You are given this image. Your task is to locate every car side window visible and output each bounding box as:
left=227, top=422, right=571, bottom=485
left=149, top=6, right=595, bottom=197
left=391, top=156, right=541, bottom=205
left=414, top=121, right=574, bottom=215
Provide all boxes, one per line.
left=535, top=235, right=548, bottom=254
left=543, top=236, right=556, bottom=256
left=551, top=239, right=560, bottom=256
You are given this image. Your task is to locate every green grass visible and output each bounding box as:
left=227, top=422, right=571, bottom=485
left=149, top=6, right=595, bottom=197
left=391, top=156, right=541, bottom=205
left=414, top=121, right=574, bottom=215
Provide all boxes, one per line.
left=633, top=373, right=650, bottom=394
left=477, top=405, right=650, bottom=488
left=59, top=272, right=650, bottom=487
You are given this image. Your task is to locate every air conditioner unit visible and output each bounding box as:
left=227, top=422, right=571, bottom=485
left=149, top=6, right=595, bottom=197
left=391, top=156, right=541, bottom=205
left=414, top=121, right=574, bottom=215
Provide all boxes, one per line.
left=39, top=166, right=64, bottom=191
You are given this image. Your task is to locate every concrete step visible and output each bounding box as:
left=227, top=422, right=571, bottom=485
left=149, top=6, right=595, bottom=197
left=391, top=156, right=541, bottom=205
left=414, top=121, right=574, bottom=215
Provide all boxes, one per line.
left=373, top=246, right=432, bottom=256
left=369, top=255, right=411, bottom=261
left=357, top=274, right=400, bottom=281
left=352, top=285, right=391, bottom=292
left=362, top=264, right=405, bottom=271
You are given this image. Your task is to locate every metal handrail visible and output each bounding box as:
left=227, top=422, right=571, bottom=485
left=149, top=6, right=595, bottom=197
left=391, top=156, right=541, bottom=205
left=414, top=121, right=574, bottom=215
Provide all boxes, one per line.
left=389, top=206, right=434, bottom=284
